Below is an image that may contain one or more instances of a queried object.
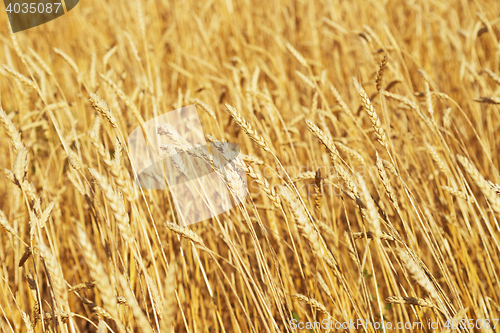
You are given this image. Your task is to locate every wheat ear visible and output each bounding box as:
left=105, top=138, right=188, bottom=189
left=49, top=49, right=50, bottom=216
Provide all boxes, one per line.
left=89, top=93, right=118, bottom=128
left=399, top=251, right=438, bottom=300
left=89, top=168, right=134, bottom=243
left=76, top=225, right=119, bottom=320
left=292, top=294, right=330, bottom=316
left=354, top=80, right=388, bottom=149
left=457, top=155, right=500, bottom=215
left=386, top=296, right=435, bottom=308
left=226, top=103, right=271, bottom=152
left=305, top=119, right=339, bottom=163
left=0, top=105, right=23, bottom=153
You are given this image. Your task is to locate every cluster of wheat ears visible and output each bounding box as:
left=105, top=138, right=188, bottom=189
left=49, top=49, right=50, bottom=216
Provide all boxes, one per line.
left=1, top=0, right=500, bottom=332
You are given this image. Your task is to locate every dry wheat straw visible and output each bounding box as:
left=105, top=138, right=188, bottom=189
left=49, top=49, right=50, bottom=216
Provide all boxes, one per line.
left=75, top=294, right=114, bottom=320
left=334, top=163, right=359, bottom=204
left=67, top=169, right=85, bottom=195
left=4, top=168, right=15, bottom=185
left=89, top=119, right=132, bottom=198
left=145, top=273, right=163, bottom=318
left=382, top=159, right=398, bottom=176
left=124, top=32, right=140, bottom=63
left=45, top=102, right=70, bottom=111
left=443, top=107, right=452, bottom=128
left=164, top=145, right=188, bottom=175
left=114, top=137, right=122, bottom=170
left=315, top=219, right=335, bottom=238
left=116, top=295, right=127, bottom=304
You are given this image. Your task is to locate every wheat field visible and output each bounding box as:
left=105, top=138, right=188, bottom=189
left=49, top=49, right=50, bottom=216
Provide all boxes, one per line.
left=1, top=0, right=500, bottom=332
